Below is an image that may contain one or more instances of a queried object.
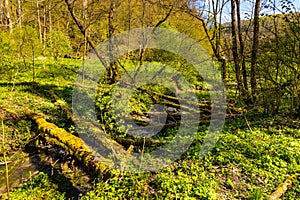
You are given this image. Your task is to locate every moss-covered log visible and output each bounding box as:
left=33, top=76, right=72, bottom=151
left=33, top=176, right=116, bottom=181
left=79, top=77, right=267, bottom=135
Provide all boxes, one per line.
left=29, top=113, right=115, bottom=178
left=269, top=174, right=298, bottom=200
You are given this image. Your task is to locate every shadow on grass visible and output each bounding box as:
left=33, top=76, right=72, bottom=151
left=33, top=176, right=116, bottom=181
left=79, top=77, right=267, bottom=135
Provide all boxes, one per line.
left=27, top=151, right=84, bottom=199
left=0, top=82, right=75, bottom=128
left=0, top=82, right=73, bottom=103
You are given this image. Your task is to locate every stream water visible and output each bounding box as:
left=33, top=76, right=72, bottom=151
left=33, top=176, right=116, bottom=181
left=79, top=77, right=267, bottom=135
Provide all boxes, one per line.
left=0, top=152, right=43, bottom=195
left=0, top=147, right=91, bottom=198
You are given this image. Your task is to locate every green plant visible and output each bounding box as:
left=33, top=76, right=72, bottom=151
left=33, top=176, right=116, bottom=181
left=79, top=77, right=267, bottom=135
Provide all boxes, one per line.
left=3, top=172, right=66, bottom=200
left=249, top=188, right=263, bottom=200
left=47, top=30, right=73, bottom=60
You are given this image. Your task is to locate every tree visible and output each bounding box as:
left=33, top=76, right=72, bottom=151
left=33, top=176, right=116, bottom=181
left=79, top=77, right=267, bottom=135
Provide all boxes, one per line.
left=12, top=27, right=42, bottom=82
left=4, top=0, right=12, bottom=33
left=257, top=2, right=300, bottom=115
left=36, top=0, right=43, bottom=43
left=231, top=0, right=244, bottom=99
left=47, top=30, right=73, bottom=59
left=236, top=0, right=248, bottom=92
left=250, top=0, right=261, bottom=104
left=183, top=0, right=228, bottom=86
left=17, top=0, right=22, bottom=28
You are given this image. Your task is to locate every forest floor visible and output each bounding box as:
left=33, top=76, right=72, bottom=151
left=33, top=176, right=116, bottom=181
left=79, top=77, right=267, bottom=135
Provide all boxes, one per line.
left=0, top=58, right=300, bottom=199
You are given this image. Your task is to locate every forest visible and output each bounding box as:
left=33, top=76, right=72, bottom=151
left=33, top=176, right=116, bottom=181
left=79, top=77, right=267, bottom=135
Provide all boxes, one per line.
left=0, top=0, right=300, bottom=199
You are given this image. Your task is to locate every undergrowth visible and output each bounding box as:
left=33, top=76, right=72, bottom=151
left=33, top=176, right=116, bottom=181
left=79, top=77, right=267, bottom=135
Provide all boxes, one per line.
left=1, top=59, right=300, bottom=199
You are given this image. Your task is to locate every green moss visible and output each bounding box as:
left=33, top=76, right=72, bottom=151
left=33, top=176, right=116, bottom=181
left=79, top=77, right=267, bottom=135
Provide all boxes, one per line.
left=32, top=115, right=113, bottom=177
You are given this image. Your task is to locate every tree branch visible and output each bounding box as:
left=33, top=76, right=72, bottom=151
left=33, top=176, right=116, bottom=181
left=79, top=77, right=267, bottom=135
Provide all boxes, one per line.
left=64, top=0, right=108, bottom=69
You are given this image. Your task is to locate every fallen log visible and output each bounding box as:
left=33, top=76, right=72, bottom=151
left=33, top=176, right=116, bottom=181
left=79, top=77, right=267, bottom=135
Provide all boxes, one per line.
left=110, top=81, right=213, bottom=111
left=27, top=111, right=115, bottom=178
left=269, top=174, right=298, bottom=200
left=47, top=91, right=177, bottom=149
left=111, top=136, right=166, bottom=149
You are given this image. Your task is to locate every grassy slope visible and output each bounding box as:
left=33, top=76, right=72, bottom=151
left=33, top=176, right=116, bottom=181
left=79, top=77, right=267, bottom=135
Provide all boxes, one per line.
left=1, top=59, right=300, bottom=199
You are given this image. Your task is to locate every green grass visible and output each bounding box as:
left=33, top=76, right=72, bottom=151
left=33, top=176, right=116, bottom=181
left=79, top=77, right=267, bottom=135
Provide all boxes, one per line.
left=1, top=58, right=300, bottom=199
left=78, top=117, right=300, bottom=199
left=4, top=117, right=299, bottom=199
left=2, top=172, right=66, bottom=200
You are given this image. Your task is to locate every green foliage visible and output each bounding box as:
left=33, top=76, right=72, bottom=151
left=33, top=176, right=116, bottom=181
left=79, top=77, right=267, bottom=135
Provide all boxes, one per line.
left=71, top=115, right=300, bottom=199
left=249, top=188, right=263, bottom=200
left=0, top=27, right=42, bottom=83
left=2, top=172, right=65, bottom=200
left=0, top=31, right=15, bottom=67
left=226, top=178, right=234, bottom=189
left=0, top=19, right=299, bottom=198
left=82, top=173, right=152, bottom=199
left=11, top=26, right=43, bottom=59
left=257, top=12, right=300, bottom=115
left=0, top=32, right=18, bottom=82
left=95, top=82, right=126, bottom=134
left=46, top=30, right=73, bottom=59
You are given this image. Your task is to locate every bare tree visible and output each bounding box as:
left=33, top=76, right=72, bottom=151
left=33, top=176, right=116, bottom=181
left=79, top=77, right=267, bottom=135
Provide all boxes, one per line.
left=184, top=0, right=228, bottom=85
left=64, top=0, right=108, bottom=68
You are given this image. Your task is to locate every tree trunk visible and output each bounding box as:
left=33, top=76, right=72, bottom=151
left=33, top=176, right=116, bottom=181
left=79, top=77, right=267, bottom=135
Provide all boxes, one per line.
left=230, top=0, right=244, bottom=97
left=0, top=1, right=3, bottom=25
left=250, top=0, right=261, bottom=104
left=221, top=58, right=227, bottom=86
left=106, top=0, right=119, bottom=84
left=49, top=0, right=52, bottom=32
left=36, top=0, right=43, bottom=43
left=4, top=0, right=12, bottom=33
left=236, top=0, right=248, bottom=92
left=81, top=0, right=87, bottom=82
left=43, top=0, right=47, bottom=51
left=17, top=0, right=22, bottom=28
left=64, top=0, right=107, bottom=68
left=218, top=0, right=227, bottom=86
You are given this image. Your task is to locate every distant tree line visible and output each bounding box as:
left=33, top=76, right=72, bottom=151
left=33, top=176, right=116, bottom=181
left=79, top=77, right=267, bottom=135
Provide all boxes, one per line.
left=0, top=0, right=299, bottom=115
